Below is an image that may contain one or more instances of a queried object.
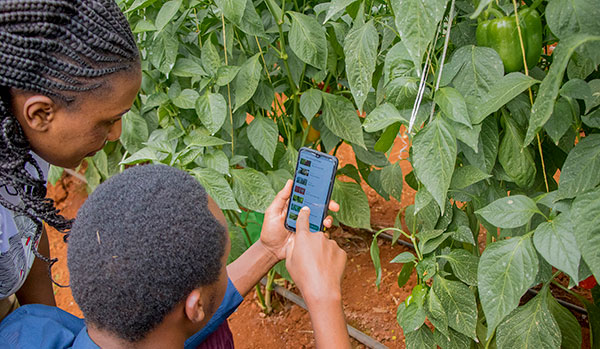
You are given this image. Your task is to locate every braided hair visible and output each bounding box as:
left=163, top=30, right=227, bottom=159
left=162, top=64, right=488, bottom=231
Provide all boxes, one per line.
left=0, top=0, right=139, bottom=285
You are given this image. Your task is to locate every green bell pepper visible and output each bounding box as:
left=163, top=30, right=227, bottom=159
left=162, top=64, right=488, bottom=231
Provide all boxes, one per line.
left=476, top=6, right=542, bottom=73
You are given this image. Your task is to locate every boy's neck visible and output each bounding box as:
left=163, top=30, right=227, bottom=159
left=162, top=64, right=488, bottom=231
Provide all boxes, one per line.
left=87, top=318, right=191, bottom=348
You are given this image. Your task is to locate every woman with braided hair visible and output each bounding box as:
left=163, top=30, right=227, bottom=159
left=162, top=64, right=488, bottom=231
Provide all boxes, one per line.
left=0, top=0, right=140, bottom=319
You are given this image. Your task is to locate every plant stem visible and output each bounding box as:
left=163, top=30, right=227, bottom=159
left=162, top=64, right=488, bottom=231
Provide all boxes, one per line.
left=220, top=14, right=234, bottom=155
left=264, top=269, right=276, bottom=314
left=255, top=284, right=267, bottom=311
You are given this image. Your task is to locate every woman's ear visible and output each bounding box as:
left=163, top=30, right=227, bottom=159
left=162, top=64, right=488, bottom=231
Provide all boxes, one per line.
left=18, top=94, right=57, bottom=132
left=184, top=289, right=206, bottom=324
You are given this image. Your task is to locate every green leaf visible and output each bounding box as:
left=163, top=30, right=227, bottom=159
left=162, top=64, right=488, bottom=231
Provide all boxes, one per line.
left=337, top=164, right=361, bottom=183
left=434, top=87, right=471, bottom=128
left=398, top=261, right=415, bottom=288
left=544, top=97, right=577, bottom=144
left=247, top=116, right=278, bottom=166
left=560, top=78, right=593, bottom=100
left=370, top=231, right=383, bottom=288
left=266, top=169, right=292, bottom=193
left=120, top=110, right=148, bottom=153
left=533, top=213, right=580, bottom=282
left=525, top=34, right=600, bottom=145
left=546, top=0, right=600, bottom=40
left=391, top=252, right=416, bottom=264
left=172, top=58, right=206, bottom=77
left=332, top=180, right=371, bottom=230
left=547, top=291, right=582, bottom=349
left=380, top=162, right=403, bottom=202
left=47, top=165, right=64, bottom=185
left=461, top=116, right=499, bottom=174
left=155, top=0, right=182, bottom=33
left=434, top=328, right=471, bottom=349
left=450, top=165, right=491, bottom=190
left=443, top=249, right=479, bottom=286
left=478, top=235, right=539, bottom=339
left=383, top=41, right=416, bottom=84
left=231, top=168, right=276, bottom=213
left=405, top=325, right=436, bottom=349
left=433, top=276, right=477, bottom=339
left=583, top=108, right=600, bottom=129
left=425, top=288, right=449, bottom=338
left=201, top=38, right=221, bottom=77
left=321, top=93, right=365, bottom=148
left=363, top=103, right=407, bottom=132
left=450, top=120, right=480, bottom=153
left=451, top=226, right=476, bottom=245
left=398, top=302, right=427, bottom=333
left=585, top=79, right=600, bottom=113
left=557, top=134, right=600, bottom=199
left=172, top=89, right=199, bottom=109
left=300, top=89, right=322, bottom=123
left=214, top=0, right=245, bottom=25
left=374, top=122, right=401, bottom=153
left=185, top=131, right=230, bottom=147
left=237, top=0, right=265, bottom=36
left=385, top=76, right=419, bottom=110
left=233, top=54, right=261, bottom=111
left=499, top=114, right=536, bottom=188
left=216, top=66, right=241, bottom=86
left=288, top=12, right=328, bottom=70
left=496, top=289, right=561, bottom=349
left=344, top=20, right=378, bottom=112
left=121, top=147, right=163, bottom=165
left=85, top=160, right=101, bottom=193
left=204, top=151, right=230, bottom=176
left=391, top=0, right=448, bottom=73
left=476, top=195, right=540, bottom=229
left=441, top=45, right=504, bottom=103
left=571, top=188, right=600, bottom=283
left=125, top=0, right=159, bottom=13
left=413, top=116, right=457, bottom=213
left=195, top=92, right=227, bottom=135
left=92, top=150, right=109, bottom=179
left=323, top=0, right=356, bottom=23
left=190, top=168, right=239, bottom=211
left=470, top=72, right=539, bottom=124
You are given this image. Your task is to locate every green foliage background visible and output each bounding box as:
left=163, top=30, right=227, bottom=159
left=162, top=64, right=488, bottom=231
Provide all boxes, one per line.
left=47, top=0, right=600, bottom=347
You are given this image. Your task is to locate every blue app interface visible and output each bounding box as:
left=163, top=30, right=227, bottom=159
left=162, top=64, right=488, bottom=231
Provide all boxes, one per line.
left=286, top=150, right=336, bottom=232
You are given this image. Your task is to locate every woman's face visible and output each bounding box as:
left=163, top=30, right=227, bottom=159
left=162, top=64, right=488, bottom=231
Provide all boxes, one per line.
left=12, top=69, right=142, bottom=169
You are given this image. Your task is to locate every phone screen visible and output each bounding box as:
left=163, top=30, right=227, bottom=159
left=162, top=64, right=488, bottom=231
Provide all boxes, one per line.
left=285, top=148, right=338, bottom=233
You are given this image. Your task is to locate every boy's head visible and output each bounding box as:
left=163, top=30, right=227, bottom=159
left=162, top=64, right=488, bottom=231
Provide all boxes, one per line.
left=68, top=165, right=229, bottom=343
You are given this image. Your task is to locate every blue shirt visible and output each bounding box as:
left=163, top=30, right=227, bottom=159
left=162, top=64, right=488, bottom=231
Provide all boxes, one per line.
left=0, top=278, right=243, bottom=348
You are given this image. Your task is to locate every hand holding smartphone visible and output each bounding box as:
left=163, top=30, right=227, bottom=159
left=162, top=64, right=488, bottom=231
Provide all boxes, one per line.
left=284, top=147, right=338, bottom=233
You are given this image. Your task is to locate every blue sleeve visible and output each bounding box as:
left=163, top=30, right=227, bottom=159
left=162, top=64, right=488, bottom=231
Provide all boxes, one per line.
left=184, top=277, right=244, bottom=348
left=0, top=304, right=85, bottom=348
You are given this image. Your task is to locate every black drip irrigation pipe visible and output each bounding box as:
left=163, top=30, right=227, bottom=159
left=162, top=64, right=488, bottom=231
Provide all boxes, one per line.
left=259, top=278, right=389, bottom=349
left=375, top=231, right=588, bottom=315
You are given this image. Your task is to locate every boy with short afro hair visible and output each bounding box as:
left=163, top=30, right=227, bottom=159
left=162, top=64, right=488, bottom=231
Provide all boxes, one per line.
left=0, top=165, right=350, bottom=348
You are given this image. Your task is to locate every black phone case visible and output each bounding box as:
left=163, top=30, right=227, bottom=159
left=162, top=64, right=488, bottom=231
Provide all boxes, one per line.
left=284, top=147, right=338, bottom=232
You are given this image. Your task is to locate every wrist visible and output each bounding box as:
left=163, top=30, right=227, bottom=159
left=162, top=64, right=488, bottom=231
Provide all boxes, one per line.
left=303, top=287, right=342, bottom=307
left=255, top=239, right=281, bottom=266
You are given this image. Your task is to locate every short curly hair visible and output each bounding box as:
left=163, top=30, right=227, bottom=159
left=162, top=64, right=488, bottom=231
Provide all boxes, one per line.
left=67, top=165, right=227, bottom=342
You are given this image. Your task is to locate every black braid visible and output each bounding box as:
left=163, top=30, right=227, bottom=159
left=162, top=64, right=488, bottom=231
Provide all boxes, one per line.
left=0, top=0, right=139, bottom=287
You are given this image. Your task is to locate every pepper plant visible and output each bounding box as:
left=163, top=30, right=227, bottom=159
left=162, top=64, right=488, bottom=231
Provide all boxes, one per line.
left=79, top=0, right=405, bottom=313
left=367, top=0, right=600, bottom=347
left=46, top=0, right=600, bottom=345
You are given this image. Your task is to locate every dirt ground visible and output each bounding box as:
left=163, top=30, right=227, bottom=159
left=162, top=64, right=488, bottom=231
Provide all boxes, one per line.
left=45, top=132, right=592, bottom=348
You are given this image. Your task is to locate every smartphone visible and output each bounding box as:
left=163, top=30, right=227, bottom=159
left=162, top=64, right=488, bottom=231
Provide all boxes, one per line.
left=284, top=147, right=338, bottom=233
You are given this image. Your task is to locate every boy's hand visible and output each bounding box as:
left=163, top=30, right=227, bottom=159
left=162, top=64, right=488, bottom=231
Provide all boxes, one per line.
left=285, top=206, right=347, bottom=303
left=260, top=180, right=339, bottom=261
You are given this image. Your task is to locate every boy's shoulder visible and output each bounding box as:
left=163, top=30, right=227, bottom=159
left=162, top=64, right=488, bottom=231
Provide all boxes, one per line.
left=0, top=304, right=98, bottom=348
